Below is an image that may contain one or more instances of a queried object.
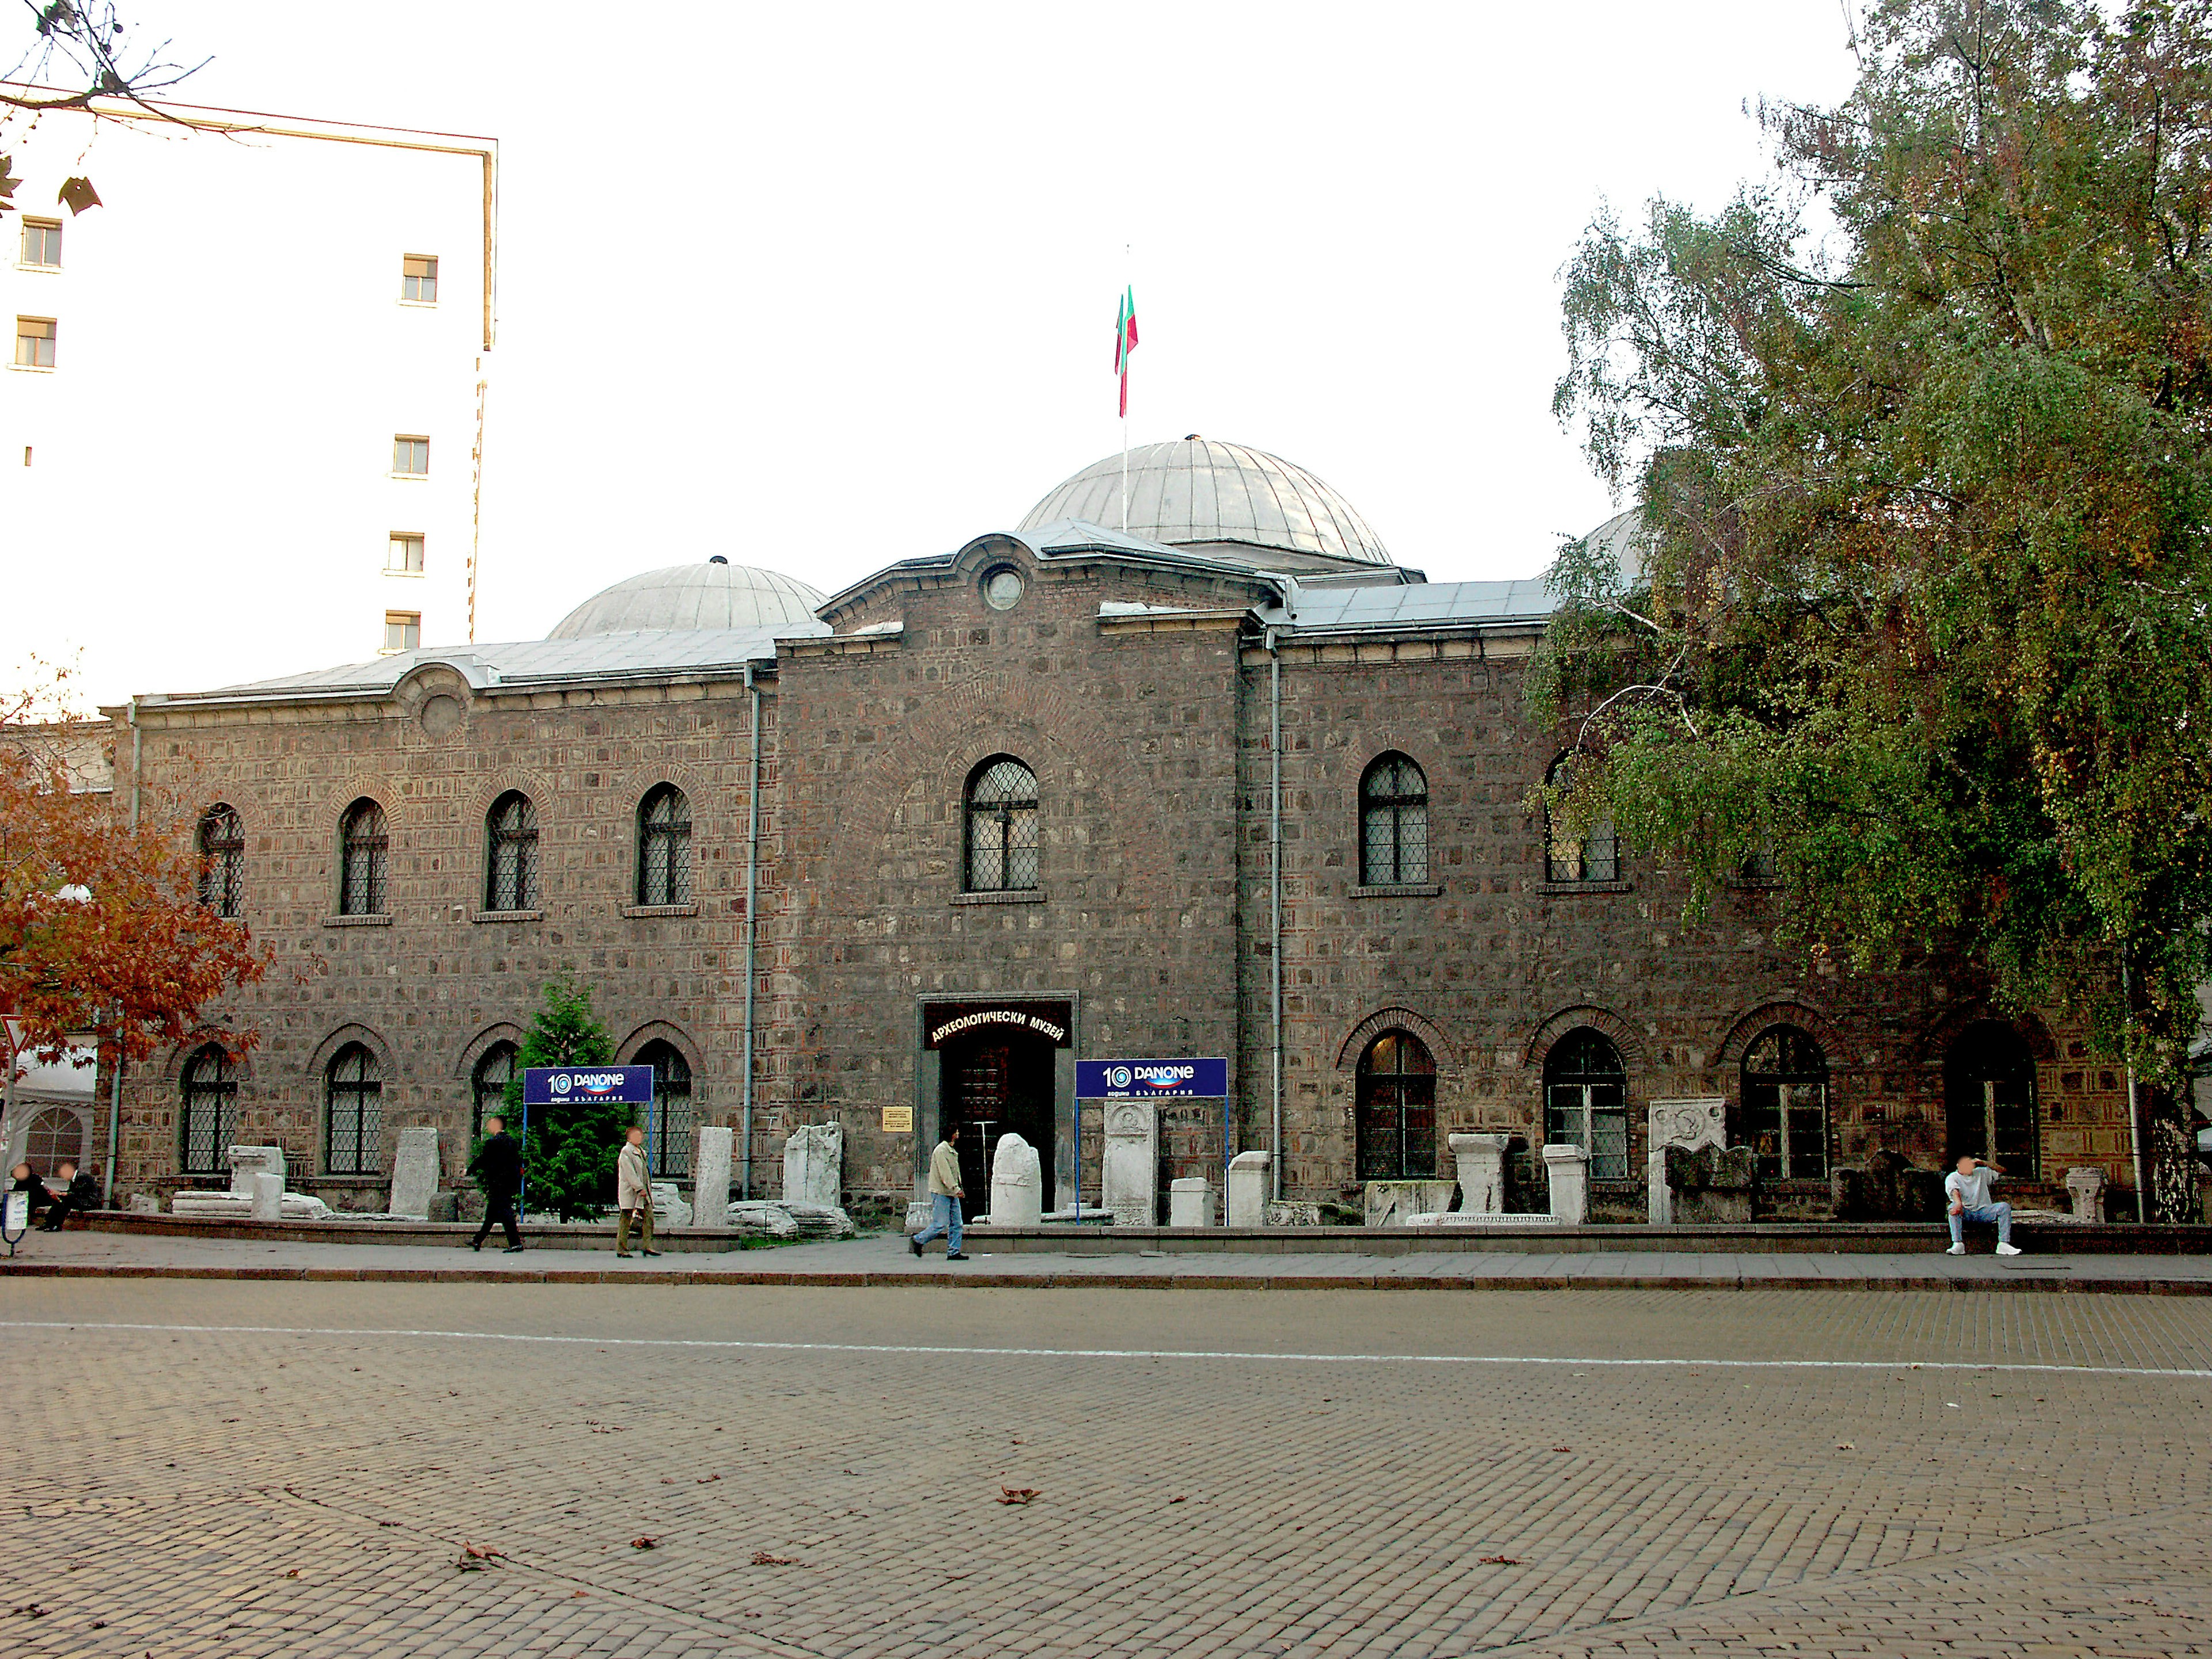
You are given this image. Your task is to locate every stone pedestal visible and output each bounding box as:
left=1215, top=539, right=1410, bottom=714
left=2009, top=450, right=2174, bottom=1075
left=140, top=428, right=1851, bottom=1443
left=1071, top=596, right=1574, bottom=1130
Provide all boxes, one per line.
left=694, top=1126, right=734, bottom=1229
left=1645, top=1099, right=1725, bottom=1225
left=1168, top=1177, right=1216, bottom=1228
left=249, top=1171, right=283, bottom=1222
left=1363, top=1179, right=1459, bottom=1227
left=990, top=1132, right=1044, bottom=1228
left=1448, top=1133, right=1511, bottom=1216
left=1225, top=1150, right=1272, bottom=1228
left=905, top=1198, right=934, bottom=1233
left=1101, top=1101, right=1158, bottom=1227
left=226, top=1145, right=286, bottom=1198
left=2065, top=1165, right=2107, bottom=1221
left=388, top=1127, right=440, bottom=1221
left=1543, top=1143, right=1590, bottom=1225
left=783, top=1122, right=843, bottom=1209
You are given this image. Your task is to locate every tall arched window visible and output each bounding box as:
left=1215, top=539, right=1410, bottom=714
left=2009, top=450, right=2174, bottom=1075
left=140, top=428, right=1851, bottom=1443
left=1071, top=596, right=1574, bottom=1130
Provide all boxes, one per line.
left=471, top=1040, right=517, bottom=1142
left=324, top=1043, right=383, bottom=1174
left=1355, top=1031, right=1437, bottom=1180
left=1944, top=1021, right=2039, bottom=1176
left=197, top=804, right=245, bottom=918
left=1544, top=753, right=1618, bottom=884
left=485, top=791, right=539, bottom=911
left=1544, top=1027, right=1629, bottom=1179
left=635, top=1039, right=694, bottom=1179
left=1740, top=1024, right=1829, bottom=1181
left=637, top=784, right=692, bottom=906
left=179, top=1044, right=236, bottom=1175
left=965, top=757, right=1039, bottom=892
left=1359, top=754, right=1429, bottom=885
left=339, top=799, right=389, bottom=916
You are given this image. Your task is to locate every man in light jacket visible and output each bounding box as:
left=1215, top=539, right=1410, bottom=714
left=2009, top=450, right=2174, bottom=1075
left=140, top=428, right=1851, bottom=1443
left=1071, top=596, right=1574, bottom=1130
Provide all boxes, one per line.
left=909, top=1122, right=968, bottom=1260
left=615, top=1124, right=658, bottom=1257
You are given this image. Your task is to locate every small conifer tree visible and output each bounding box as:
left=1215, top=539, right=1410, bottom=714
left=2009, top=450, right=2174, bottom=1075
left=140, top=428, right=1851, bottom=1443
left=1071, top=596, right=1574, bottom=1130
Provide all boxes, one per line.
left=504, top=976, right=627, bottom=1221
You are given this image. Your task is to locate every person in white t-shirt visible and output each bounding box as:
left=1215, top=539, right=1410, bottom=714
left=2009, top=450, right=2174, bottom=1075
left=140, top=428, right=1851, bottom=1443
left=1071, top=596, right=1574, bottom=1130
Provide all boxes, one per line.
left=1945, top=1155, right=2022, bottom=1256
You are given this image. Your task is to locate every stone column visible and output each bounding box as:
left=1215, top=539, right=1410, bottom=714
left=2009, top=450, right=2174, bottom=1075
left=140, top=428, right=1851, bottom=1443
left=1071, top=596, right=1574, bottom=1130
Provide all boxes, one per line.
left=783, top=1122, right=843, bottom=1209
left=227, top=1145, right=285, bottom=1199
left=1100, top=1101, right=1158, bottom=1226
left=1645, top=1099, right=1725, bottom=1225
left=694, top=1126, right=733, bottom=1229
left=2065, top=1165, right=2107, bottom=1222
left=1225, top=1150, right=1271, bottom=1228
left=1543, top=1143, right=1590, bottom=1226
left=388, top=1127, right=440, bottom=1220
left=249, top=1171, right=283, bottom=1223
left=1168, top=1177, right=1217, bottom=1228
left=990, top=1132, right=1044, bottom=1228
left=1448, top=1132, right=1510, bottom=1216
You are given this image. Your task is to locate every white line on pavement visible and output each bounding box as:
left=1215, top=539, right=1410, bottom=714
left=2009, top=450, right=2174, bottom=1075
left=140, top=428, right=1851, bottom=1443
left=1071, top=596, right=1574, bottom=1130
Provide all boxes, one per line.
left=0, top=1320, right=2207, bottom=1378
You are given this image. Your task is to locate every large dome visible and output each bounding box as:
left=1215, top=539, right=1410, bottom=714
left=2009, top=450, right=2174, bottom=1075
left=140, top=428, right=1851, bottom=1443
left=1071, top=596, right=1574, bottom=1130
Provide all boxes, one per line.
left=1018, top=437, right=1391, bottom=566
left=549, top=559, right=825, bottom=639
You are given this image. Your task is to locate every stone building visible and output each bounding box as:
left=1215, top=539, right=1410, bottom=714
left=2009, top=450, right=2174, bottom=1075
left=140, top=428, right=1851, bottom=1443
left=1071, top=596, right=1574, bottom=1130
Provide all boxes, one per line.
left=100, top=438, right=2145, bottom=1218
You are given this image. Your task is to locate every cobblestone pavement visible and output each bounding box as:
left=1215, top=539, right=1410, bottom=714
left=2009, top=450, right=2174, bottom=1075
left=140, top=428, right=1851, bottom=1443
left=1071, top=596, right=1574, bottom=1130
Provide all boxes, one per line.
left=3, top=1279, right=2210, bottom=1658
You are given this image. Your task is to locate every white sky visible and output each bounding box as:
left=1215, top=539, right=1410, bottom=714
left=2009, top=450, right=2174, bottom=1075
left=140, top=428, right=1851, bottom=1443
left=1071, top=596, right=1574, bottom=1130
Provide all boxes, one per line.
left=24, top=1, right=1861, bottom=685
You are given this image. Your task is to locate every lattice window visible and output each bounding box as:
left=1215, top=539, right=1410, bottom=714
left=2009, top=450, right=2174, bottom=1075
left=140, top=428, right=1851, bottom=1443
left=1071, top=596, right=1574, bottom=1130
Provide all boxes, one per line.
left=637, top=785, right=692, bottom=906
left=1544, top=752, right=1618, bottom=883
left=25, top=1107, right=85, bottom=1173
left=179, top=1045, right=236, bottom=1175
left=197, top=804, right=245, bottom=918
left=1359, top=753, right=1429, bottom=885
left=1740, top=1024, right=1830, bottom=1182
left=635, top=1040, right=693, bottom=1179
left=471, top=1041, right=517, bottom=1142
left=324, top=1043, right=383, bottom=1175
left=1355, top=1031, right=1438, bottom=1181
left=1544, top=1027, right=1630, bottom=1180
left=339, top=800, right=388, bottom=915
left=965, top=757, right=1039, bottom=892
left=485, top=791, right=539, bottom=911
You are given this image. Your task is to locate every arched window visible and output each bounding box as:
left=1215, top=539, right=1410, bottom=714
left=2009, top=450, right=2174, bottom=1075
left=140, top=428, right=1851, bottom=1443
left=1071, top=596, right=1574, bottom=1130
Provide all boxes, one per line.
left=471, top=1040, right=517, bottom=1142
left=485, top=791, right=539, bottom=911
left=1355, top=1031, right=1437, bottom=1180
left=1740, top=1024, right=1829, bottom=1181
left=634, top=1039, right=694, bottom=1179
left=1359, top=754, right=1429, bottom=886
left=324, top=1043, right=383, bottom=1175
left=25, top=1107, right=85, bottom=1173
left=637, top=784, right=692, bottom=906
left=1544, top=753, right=1618, bottom=884
left=965, top=757, right=1039, bottom=893
left=197, top=804, right=244, bottom=918
left=1543, top=1027, right=1629, bottom=1179
left=1944, top=1021, right=2039, bottom=1176
left=179, top=1044, right=236, bottom=1175
left=339, top=799, right=389, bottom=915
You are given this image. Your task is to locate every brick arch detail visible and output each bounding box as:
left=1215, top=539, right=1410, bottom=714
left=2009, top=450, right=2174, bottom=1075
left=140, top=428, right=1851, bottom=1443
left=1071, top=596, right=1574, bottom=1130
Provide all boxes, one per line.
left=1910, top=1002, right=2061, bottom=1066
left=1713, top=998, right=1849, bottom=1071
left=453, top=1021, right=528, bottom=1080
left=1524, top=1005, right=1648, bottom=1073
left=619, top=1020, right=707, bottom=1095
left=1335, top=1006, right=1461, bottom=1074
left=325, top=778, right=405, bottom=835
left=463, top=768, right=562, bottom=833
left=161, top=1034, right=253, bottom=1085
left=308, top=1022, right=397, bottom=1080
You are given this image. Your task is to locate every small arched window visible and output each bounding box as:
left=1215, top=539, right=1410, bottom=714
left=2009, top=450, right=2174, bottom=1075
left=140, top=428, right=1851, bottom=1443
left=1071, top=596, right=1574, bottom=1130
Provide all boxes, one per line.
left=1359, top=753, right=1429, bottom=886
left=324, top=1043, right=383, bottom=1174
left=965, top=757, right=1039, bottom=893
left=179, top=1044, right=236, bottom=1175
left=197, top=804, right=245, bottom=918
left=25, top=1107, right=85, bottom=1175
left=634, top=1039, right=694, bottom=1179
left=339, top=799, right=389, bottom=916
left=1544, top=753, right=1618, bottom=884
left=485, top=791, right=539, bottom=911
left=637, top=784, right=692, bottom=906
left=1355, top=1031, right=1437, bottom=1180
left=1740, top=1024, right=1829, bottom=1181
left=1543, top=1026, right=1629, bottom=1179
left=471, top=1040, right=517, bottom=1142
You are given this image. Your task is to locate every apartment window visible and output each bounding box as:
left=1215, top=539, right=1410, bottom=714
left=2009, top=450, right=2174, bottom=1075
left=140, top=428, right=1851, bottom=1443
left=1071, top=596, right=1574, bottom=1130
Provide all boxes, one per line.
left=635, top=1040, right=694, bottom=1179
left=1739, top=1024, right=1830, bottom=1183
left=1355, top=1031, right=1437, bottom=1181
left=1544, top=1027, right=1630, bottom=1180
left=383, top=611, right=421, bottom=653
left=471, top=1041, right=517, bottom=1142
left=401, top=254, right=438, bottom=303
left=20, top=219, right=61, bottom=267
left=1544, top=751, right=1619, bottom=884
left=15, top=316, right=56, bottom=368
left=393, top=436, right=429, bottom=476
left=388, top=533, right=425, bottom=574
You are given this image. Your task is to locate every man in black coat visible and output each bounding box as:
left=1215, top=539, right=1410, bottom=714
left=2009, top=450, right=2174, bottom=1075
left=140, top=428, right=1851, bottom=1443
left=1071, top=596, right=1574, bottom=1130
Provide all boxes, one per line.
left=36, top=1160, right=101, bottom=1230
left=466, top=1116, right=525, bottom=1253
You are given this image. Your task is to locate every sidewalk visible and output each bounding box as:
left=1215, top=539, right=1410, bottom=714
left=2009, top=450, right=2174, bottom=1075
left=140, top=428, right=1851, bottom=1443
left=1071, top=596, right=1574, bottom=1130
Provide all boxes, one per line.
left=5, top=1226, right=2212, bottom=1291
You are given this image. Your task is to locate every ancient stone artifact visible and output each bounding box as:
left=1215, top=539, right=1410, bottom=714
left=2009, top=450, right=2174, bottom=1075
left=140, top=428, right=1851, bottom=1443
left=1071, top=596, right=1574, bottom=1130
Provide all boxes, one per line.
left=783, top=1121, right=843, bottom=1209
left=1101, top=1100, right=1158, bottom=1226
left=1225, top=1150, right=1272, bottom=1227
left=1168, top=1177, right=1217, bottom=1227
left=650, top=1181, right=692, bottom=1229
left=1448, top=1132, right=1511, bottom=1216
left=1829, top=1147, right=1944, bottom=1221
left=1542, top=1143, right=1591, bottom=1225
left=1644, top=1099, right=1725, bottom=1225
left=2065, top=1165, right=2107, bottom=1221
left=1664, top=1143, right=1759, bottom=1224
left=388, top=1127, right=440, bottom=1221
left=1363, top=1179, right=1458, bottom=1226
left=990, top=1132, right=1044, bottom=1228
left=693, top=1126, right=734, bottom=1229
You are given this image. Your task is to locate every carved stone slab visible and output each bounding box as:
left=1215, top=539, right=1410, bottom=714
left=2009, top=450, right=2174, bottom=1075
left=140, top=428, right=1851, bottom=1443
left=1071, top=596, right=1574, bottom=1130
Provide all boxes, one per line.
left=783, top=1122, right=843, bottom=1209
left=1364, top=1179, right=1458, bottom=1227
left=226, top=1145, right=286, bottom=1198
left=1263, top=1199, right=1321, bottom=1228
left=388, top=1127, right=439, bottom=1221
left=693, top=1126, right=734, bottom=1229
left=1101, top=1100, right=1158, bottom=1226
left=1448, top=1132, right=1511, bottom=1216
left=1168, top=1176, right=1216, bottom=1228
left=1543, top=1142, right=1591, bottom=1225
left=1645, top=1097, right=1725, bottom=1225
left=1225, top=1150, right=1272, bottom=1227
left=990, top=1132, right=1044, bottom=1228
left=650, top=1180, right=692, bottom=1229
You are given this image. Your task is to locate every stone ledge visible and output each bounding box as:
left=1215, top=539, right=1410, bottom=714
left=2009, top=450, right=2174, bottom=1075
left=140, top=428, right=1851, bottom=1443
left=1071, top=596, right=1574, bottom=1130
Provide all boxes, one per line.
left=321, top=914, right=393, bottom=927
left=951, top=889, right=1047, bottom=906
left=621, top=903, right=699, bottom=919
left=1349, top=882, right=1444, bottom=900
left=1535, top=880, right=1633, bottom=896
left=472, top=908, right=543, bottom=924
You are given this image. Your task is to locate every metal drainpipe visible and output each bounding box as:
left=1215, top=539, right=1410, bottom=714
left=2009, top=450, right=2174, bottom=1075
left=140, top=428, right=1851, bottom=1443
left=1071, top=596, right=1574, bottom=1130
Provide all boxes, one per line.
left=104, top=700, right=140, bottom=1202
left=2123, top=954, right=2148, bottom=1220
left=742, top=666, right=762, bottom=1202
left=1268, top=630, right=1283, bottom=1201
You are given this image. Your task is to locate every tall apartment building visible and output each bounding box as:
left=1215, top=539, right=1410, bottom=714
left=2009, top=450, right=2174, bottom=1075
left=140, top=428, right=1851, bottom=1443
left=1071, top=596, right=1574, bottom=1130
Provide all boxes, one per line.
left=3, top=99, right=495, bottom=700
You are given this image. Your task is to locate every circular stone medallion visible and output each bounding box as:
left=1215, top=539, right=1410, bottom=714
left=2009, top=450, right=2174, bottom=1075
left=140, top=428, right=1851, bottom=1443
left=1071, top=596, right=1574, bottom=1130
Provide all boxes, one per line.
left=420, top=693, right=464, bottom=737
left=982, top=567, right=1025, bottom=611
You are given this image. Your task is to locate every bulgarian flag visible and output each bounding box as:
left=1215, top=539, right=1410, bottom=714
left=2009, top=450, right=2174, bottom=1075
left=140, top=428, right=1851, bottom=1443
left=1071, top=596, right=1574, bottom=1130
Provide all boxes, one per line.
left=1115, top=286, right=1138, bottom=416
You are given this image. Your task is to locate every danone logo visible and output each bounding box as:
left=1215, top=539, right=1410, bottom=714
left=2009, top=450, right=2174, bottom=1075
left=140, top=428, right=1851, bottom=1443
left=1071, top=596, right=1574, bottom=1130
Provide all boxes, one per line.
left=1134, top=1064, right=1196, bottom=1089
left=1075, top=1056, right=1227, bottom=1100
left=554, top=1072, right=631, bottom=1097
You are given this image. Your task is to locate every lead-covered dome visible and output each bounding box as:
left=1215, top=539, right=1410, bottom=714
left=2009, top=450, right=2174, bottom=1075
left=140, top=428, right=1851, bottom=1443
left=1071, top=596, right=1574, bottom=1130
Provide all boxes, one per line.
left=548, top=559, right=825, bottom=639
left=1018, top=437, right=1391, bottom=566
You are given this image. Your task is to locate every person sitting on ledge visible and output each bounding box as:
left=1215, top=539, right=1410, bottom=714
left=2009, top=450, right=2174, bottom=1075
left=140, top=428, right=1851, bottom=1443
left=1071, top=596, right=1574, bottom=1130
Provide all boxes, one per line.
left=1945, top=1155, right=2022, bottom=1256
left=37, top=1160, right=101, bottom=1230
left=8, top=1161, right=55, bottom=1230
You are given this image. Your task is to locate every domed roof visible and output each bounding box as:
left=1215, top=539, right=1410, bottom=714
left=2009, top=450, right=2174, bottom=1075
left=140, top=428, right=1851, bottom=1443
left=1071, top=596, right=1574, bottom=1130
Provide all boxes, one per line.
left=548, top=559, right=825, bottom=639
left=1018, top=437, right=1391, bottom=566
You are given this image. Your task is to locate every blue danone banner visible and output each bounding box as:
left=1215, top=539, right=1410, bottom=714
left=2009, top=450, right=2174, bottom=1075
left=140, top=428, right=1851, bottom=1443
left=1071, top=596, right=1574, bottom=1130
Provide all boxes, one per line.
left=522, top=1066, right=656, bottom=1108
left=1075, top=1058, right=1230, bottom=1100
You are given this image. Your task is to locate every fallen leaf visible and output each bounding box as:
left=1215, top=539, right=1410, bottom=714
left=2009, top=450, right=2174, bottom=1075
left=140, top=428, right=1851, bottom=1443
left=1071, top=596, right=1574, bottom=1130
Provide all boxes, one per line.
left=462, top=1544, right=504, bottom=1560
left=1169, top=1495, right=1187, bottom=1504
left=283, top=1569, right=300, bottom=1580
left=1836, top=1442, right=1856, bottom=1451
left=11, top=1604, right=47, bottom=1618
left=1478, top=1556, right=1522, bottom=1566
left=571, top=1590, right=589, bottom=1599
left=661, top=1478, right=676, bottom=1484
left=751, top=1550, right=801, bottom=1566
left=696, top=1474, right=721, bottom=1484
left=1551, top=1446, right=1571, bottom=1453
left=997, top=1487, right=1041, bottom=1506
left=631, top=1536, right=658, bottom=1550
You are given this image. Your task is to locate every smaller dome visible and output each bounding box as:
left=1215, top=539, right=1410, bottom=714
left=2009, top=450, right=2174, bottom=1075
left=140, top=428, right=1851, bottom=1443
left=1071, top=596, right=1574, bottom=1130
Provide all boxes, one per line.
left=550, top=561, right=825, bottom=639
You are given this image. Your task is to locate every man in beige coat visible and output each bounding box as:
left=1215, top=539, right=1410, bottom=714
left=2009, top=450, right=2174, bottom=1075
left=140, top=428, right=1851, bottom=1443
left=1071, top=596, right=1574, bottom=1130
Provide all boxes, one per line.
left=615, top=1124, right=658, bottom=1257
left=908, top=1121, right=967, bottom=1260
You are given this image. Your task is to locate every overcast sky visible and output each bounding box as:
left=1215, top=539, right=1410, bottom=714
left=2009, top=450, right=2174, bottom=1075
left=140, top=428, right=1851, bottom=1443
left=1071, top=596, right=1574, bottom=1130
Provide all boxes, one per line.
left=26, top=1, right=1861, bottom=675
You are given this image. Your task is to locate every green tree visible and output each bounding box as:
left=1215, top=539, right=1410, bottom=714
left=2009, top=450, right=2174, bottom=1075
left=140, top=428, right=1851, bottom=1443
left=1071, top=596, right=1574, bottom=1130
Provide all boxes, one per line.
left=506, top=976, right=627, bottom=1222
left=1541, top=0, right=2212, bottom=1218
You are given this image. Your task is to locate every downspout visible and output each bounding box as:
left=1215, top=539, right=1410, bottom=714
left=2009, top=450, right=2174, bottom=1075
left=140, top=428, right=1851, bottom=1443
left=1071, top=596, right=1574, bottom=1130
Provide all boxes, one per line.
left=1268, top=627, right=1283, bottom=1201
left=104, top=700, right=140, bottom=1202
left=742, top=665, right=762, bottom=1202
left=2123, top=953, right=2148, bottom=1220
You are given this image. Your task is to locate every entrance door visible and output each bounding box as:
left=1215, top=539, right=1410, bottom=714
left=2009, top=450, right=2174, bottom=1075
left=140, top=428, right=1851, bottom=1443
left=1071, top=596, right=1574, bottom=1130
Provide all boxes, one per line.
left=944, top=1033, right=1056, bottom=1211
left=1944, top=1021, right=2039, bottom=1176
